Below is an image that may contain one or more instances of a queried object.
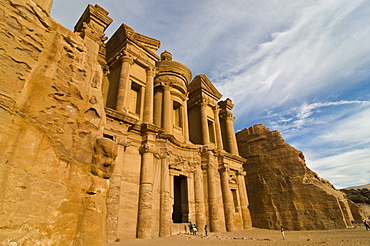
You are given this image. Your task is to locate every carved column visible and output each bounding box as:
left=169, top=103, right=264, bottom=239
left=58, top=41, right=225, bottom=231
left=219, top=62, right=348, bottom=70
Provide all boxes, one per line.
left=206, top=157, right=222, bottom=232
left=225, top=115, right=239, bottom=155
left=153, top=87, right=163, bottom=127
left=194, top=163, right=206, bottom=233
left=143, top=67, right=155, bottom=123
left=137, top=143, right=155, bottom=239
left=162, top=84, right=172, bottom=133
left=219, top=99, right=239, bottom=155
left=183, top=98, right=190, bottom=142
left=199, top=100, right=210, bottom=145
left=219, top=164, right=235, bottom=231
left=159, top=150, right=171, bottom=237
left=237, top=170, right=252, bottom=229
left=116, top=53, right=134, bottom=113
left=213, top=106, right=224, bottom=150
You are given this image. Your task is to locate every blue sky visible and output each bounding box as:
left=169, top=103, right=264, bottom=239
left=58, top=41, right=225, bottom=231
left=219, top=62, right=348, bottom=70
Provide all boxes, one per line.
left=51, top=0, right=370, bottom=189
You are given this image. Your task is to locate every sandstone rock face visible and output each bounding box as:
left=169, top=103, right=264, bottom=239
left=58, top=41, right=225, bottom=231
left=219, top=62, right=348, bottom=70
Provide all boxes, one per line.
left=341, top=184, right=370, bottom=221
left=236, top=124, right=355, bottom=230
left=0, top=1, right=112, bottom=245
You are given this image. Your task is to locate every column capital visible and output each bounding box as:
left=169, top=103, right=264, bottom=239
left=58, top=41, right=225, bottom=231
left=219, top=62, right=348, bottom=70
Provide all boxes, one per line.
left=212, top=105, right=220, bottom=113
left=146, top=66, right=156, bottom=76
left=220, top=111, right=234, bottom=119
left=139, top=142, right=159, bottom=154
left=196, top=99, right=209, bottom=107
left=236, top=169, right=246, bottom=176
left=218, top=163, right=230, bottom=173
left=116, top=135, right=131, bottom=147
left=154, top=147, right=169, bottom=159
left=162, top=82, right=172, bottom=91
left=117, top=51, right=134, bottom=65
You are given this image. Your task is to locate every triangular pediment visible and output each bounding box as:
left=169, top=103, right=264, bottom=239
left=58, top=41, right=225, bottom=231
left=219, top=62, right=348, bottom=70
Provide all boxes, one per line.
left=188, top=74, right=223, bottom=100
left=106, top=23, right=160, bottom=59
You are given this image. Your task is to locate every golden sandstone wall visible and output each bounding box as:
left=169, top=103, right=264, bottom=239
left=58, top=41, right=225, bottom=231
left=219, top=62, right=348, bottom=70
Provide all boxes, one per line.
left=0, top=0, right=112, bottom=245
left=236, top=124, right=356, bottom=230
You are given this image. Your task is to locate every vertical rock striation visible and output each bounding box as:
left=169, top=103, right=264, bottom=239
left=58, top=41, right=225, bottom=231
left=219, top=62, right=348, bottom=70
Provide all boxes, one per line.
left=0, top=1, right=113, bottom=245
left=236, top=124, right=355, bottom=230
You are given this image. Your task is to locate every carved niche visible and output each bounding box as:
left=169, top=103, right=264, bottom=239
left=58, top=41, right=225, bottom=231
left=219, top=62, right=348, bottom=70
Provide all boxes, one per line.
left=92, top=138, right=118, bottom=179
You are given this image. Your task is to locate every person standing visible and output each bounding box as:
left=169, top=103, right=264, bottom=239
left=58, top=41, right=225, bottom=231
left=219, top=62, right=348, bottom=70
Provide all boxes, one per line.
left=280, top=226, right=285, bottom=240
left=364, top=220, right=370, bottom=230
left=193, top=224, right=197, bottom=235
left=204, top=225, right=208, bottom=236
left=189, top=222, right=193, bottom=235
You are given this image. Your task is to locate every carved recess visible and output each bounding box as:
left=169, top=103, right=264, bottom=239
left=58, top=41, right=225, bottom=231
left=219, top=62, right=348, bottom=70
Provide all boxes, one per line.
left=92, top=138, right=118, bottom=179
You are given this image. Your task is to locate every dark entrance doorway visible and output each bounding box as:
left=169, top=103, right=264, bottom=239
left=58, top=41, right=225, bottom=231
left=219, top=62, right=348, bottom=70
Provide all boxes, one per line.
left=172, top=175, right=189, bottom=223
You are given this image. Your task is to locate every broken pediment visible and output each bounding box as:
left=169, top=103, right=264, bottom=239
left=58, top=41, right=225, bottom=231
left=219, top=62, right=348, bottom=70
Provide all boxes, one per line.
left=106, top=23, right=160, bottom=58
left=188, top=74, right=223, bottom=102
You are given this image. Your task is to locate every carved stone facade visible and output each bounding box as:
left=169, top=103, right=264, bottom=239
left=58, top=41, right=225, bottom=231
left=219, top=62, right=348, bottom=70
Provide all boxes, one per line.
left=101, top=12, right=251, bottom=240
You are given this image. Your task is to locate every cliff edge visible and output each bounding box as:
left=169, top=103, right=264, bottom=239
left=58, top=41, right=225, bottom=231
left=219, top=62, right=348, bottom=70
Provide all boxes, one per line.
left=236, top=124, right=359, bottom=230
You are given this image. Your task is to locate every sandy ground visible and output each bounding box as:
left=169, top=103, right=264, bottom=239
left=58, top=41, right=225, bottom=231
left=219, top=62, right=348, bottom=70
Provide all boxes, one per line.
left=108, top=226, right=370, bottom=246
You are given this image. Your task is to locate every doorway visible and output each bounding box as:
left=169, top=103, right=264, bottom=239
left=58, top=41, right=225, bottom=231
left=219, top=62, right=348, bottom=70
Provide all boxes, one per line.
left=172, top=175, right=189, bottom=223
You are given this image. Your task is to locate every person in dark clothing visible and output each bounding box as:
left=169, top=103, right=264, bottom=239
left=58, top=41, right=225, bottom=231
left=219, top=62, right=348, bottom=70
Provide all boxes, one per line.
left=364, top=220, right=370, bottom=230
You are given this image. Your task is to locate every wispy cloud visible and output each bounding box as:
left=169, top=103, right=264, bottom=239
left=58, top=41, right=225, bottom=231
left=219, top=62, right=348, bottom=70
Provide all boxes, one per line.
left=306, top=148, right=370, bottom=189
left=268, top=102, right=370, bottom=189
left=265, top=100, right=370, bottom=133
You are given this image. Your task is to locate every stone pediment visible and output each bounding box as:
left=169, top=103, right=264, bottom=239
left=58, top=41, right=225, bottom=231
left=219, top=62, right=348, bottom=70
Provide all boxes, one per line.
left=106, top=23, right=160, bottom=59
left=188, top=74, right=223, bottom=100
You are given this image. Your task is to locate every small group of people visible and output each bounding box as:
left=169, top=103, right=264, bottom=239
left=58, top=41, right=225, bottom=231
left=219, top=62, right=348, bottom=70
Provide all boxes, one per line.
left=188, top=222, right=209, bottom=236
left=189, top=222, right=197, bottom=235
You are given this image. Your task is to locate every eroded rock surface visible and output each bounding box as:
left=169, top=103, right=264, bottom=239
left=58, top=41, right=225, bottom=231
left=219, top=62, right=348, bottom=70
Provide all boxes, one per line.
left=0, top=0, right=112, bottom=245
left=341, top=184, right=370, bottom=221
left=236, top=124, right=356, bottom=230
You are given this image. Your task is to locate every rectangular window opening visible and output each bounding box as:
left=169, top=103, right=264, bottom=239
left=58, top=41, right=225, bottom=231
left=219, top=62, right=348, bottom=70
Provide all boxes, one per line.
left=208, top=119, right=215, bottom=143
left=173, top=102, right=182, bottom=128
left=231, top=189, right=239, bottom=212
left=129, top=82, right=141, bottom=115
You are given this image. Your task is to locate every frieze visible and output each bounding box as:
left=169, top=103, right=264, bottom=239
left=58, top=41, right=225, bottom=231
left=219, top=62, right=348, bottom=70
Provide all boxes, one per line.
left=154, top=147, right=169, bottom=159
left=116, top=135, right=131, bottom=147
left=168, top=151, right=199, bottom=172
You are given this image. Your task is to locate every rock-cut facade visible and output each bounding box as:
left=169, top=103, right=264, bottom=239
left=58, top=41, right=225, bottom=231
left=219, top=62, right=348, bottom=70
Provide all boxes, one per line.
left=100, top=9, right=252, bottom=241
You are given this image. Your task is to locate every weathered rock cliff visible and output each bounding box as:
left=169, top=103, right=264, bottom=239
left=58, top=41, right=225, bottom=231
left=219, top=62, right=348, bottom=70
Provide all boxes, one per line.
left=341, top=184, right=370, bottom=221
left=0, top=0, right=113, bottom=245
left=236, top=124, right=356, bottom=230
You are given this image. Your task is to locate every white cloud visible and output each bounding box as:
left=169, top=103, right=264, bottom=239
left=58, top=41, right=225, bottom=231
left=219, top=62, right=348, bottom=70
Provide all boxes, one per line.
left=215, top=0, right=370, bottom=121
left=273, top=103, right=370, bottom=188
left=306, top=148, right=370, bottom=189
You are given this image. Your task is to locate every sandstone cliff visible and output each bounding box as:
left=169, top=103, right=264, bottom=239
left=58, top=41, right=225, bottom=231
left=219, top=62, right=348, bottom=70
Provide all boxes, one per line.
left=236, top=124, right=356, bottom=230
left=0, top=0, right=113, bottom=245
left=341, top=184, right=370, bottom=221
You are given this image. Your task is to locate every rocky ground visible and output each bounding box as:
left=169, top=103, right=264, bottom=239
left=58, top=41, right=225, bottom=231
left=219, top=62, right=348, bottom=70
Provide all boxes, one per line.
left=109, top=225, right=370, bottom=246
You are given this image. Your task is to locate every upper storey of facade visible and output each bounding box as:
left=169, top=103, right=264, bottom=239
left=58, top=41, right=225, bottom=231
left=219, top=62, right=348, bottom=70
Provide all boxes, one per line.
left=93, top=5, right=239, bottom=155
